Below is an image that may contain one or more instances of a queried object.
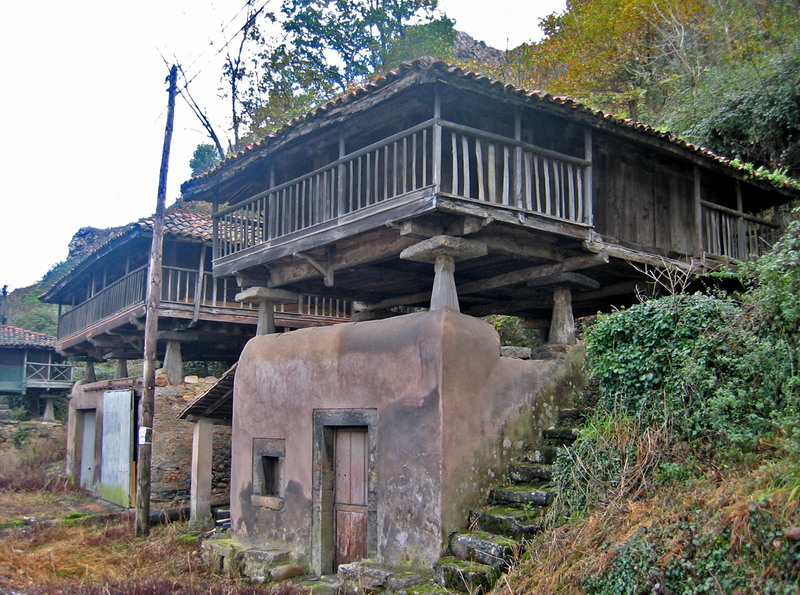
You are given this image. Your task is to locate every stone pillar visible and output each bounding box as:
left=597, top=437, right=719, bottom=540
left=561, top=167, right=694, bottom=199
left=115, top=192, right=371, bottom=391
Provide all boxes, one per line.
left=430, top=255, right=459, bottom=311
left=41, top=396, right=56, bottom=422
left=548, top=286, right=576, bottom=345
left=190, top=417, right=214, bottom=528
left=115, top=359, right=128, bottom=379
left=399, top=235, right=488, bottom=312
left=85, top=361, right=97, bottom=383
left=236, top=287, right=298, bottom=335
left=164, top=340, right=183, bottom=386
left=257, top=300, right=276, bottom=335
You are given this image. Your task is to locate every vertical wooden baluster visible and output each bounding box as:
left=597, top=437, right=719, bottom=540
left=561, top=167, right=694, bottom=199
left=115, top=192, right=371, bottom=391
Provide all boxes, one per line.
left=543, top=158, right=551, bottom=215
left=384, top=145, right=389, bottom=200
left=502, top=145, right=510, bottom=205
left=402, top=136, right=408, bottom=194
left=392, top=141, right=398, bottom=197
left=451, top=132, right=459, bottom=195
left=567, top=163, right=577, bottom=221
left=422, top=129, right=428, bottom=186
left=462, top=135, right=470, bottom=197
left=476, top=139, right=484, bottom=201
left=487, top=142, right=497, bottom=203
left=349, top=160, right=354, bottom=213
left=412, top=132, right=417, bottom=190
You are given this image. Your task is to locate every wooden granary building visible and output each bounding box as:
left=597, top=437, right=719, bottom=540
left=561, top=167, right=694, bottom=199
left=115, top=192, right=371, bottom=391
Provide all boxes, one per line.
left=176, top=58, right=798, bottom=579
left=41, top=206, right=353, bottom=372
left=182, top=57, right=793, bottom=324
left=0, top=325, right=73, bottom=420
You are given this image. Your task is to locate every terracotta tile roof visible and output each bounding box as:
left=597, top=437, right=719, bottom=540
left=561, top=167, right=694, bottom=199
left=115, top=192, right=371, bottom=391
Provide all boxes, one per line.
left=178, top=363, right=236, bottom=422
left=42, top=207, right=213, bottom=302
left=183, top=56, right=793, bottom=193
left=0, top=325, right=56, bottom=348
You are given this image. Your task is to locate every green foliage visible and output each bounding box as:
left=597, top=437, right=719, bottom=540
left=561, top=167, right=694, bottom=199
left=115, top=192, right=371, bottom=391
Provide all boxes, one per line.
left=12, top=426, right=32, bottom=448
left=189, top=144, right=221, bottom=177
left=484, top=315, right=540, bottom=348
left=221, top=0, right=451, bottom=145
left=584, top=529, right=660, bottom=594
left=518, top=0, right=800, bottom=176
left=5, top=287, right=58, bottom=335
left=585, top=293, right=736, bottom=423
left=688, top=48, right=800, bottom=175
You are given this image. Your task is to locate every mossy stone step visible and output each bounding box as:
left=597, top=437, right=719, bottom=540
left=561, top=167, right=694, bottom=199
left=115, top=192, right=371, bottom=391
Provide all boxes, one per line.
left=448, top=530, right=519, bottom=569
left=541, top=427, right=580, bottom=445
left=508, top=462, right=553, bottom=483
left=470, top=506, right=544, bottom=539
left=521, top=444, right=565, bottom=464
left=434, top=556, right=499, bottom=593
left=557, top=408, right=589, bottom=427
left=489, top=485, right=553, bottom=507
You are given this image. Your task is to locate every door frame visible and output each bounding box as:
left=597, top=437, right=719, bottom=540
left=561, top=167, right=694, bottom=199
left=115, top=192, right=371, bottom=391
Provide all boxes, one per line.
left=311, top=409, right=377, bottom=575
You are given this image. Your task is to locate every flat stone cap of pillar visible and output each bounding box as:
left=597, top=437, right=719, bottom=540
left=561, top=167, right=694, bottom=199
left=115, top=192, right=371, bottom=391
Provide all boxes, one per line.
left=235, top=287, right=299, bottom=304
left=400, top=235, right=487, bottom=263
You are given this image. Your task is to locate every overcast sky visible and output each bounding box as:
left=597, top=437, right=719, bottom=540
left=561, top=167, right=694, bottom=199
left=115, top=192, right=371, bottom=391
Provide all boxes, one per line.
left=0, top=0, right=565, bottom=292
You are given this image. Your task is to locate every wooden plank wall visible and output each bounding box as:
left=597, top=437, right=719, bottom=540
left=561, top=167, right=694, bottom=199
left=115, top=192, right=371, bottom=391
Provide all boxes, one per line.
left=594, top=136, right=696, bottom=256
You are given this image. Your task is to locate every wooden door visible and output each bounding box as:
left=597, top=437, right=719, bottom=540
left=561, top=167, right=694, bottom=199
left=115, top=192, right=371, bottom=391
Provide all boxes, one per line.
left=79, top=410, right=96, bottom=489
left=334, top=427, right=368, bottom=568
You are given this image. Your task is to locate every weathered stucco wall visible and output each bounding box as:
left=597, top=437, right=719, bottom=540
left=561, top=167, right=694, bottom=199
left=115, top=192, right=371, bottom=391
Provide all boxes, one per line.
left=231, top=310, right=586, bottom=572
left=232, top=312, right=446, bottom=570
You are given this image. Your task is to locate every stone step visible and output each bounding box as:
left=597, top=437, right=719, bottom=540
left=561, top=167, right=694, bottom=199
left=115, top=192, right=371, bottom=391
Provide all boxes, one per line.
left=434, top=556, right=500, bottom=593
left=337, top=560, right=434, bottom=592
left=508, top=462, right=553, bottom=483
left=541, top=427, right=580, bottom=446
left=529, top=344, right=569, bottom=360
left=557, top=408, right=589, bottom=427
left=521, top=444, right=566, bottom=464
left=489, top=485, right=552, bottom=507
left=470, top=506, right=544, bottom=539
left=449, top=530, right=519, bottom=570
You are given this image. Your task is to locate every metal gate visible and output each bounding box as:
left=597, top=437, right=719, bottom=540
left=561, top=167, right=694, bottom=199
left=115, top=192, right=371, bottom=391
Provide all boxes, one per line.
left=100, top=390, right=134, bottom=507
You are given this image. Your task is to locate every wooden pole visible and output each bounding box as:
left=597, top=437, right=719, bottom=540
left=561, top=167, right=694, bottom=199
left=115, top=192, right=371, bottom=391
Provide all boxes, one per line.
left=135, top=64, right=177, bottom=536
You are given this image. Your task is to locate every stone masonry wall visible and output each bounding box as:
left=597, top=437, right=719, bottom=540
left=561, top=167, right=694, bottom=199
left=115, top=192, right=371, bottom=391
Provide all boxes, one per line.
left=151, top=372, right=231, bottom=507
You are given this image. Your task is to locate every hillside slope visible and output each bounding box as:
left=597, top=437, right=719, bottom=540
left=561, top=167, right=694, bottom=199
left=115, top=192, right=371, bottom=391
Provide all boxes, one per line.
left=501, top=225, right=800, bottom=593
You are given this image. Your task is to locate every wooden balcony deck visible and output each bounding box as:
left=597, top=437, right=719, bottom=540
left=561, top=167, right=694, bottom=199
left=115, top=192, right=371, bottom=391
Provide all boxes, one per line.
left=212, top=118, right=777, bottom=280
left=57, top=265, right=353, bottom=347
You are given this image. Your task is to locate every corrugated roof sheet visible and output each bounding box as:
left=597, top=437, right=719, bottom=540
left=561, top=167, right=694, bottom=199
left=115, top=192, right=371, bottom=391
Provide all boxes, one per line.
left=0, top=325, right=57, bottom=348
left=184, top=56, right=781, bottom=191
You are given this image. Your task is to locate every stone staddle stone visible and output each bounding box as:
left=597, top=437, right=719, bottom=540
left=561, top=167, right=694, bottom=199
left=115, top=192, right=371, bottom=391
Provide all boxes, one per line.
left=235, top=287, right=298, bottom=305
left=399, top=235, right=487, bottom=263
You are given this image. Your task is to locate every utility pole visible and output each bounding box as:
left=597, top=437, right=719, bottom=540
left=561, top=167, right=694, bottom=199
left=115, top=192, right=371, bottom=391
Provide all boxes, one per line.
left=136, top=64, right=178, bottom=536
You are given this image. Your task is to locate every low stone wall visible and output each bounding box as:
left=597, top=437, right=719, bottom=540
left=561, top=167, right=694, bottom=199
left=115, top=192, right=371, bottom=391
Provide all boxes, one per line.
left=152, top=375, right=231, bottom=506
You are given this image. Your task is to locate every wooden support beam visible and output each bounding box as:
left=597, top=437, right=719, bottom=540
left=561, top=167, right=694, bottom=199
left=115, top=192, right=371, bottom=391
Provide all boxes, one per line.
left=583, top=239, right=701, bottom=272
left=189, top=418, right=214, bottom=529
left=528, top=272, right=600, bottom=290
left=265, top=231, right=419, bottom=288
left=481, top=234, right=564, bottom=262
left=456, top=253, right=608, bottom=295
left=294, top=249, right=334, bottom=287
left=367, top=253, right=609, bottom=311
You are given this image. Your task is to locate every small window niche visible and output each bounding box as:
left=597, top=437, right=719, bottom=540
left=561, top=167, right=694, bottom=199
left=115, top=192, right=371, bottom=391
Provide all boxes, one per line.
left=252, top=438, right=285, bottom=510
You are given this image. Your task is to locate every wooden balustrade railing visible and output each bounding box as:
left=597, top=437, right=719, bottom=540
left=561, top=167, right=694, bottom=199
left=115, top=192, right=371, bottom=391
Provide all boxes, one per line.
left=58, top=266, right=148, bottom=339
left=26, top=362, right=74, bottom=383
left=58, top=265, right=352, bottom=340
left=440, top=122, right=589, bottom=221
left=213, top=119, right=591, bottom=261
left=701, top=202, right=780, bottom=261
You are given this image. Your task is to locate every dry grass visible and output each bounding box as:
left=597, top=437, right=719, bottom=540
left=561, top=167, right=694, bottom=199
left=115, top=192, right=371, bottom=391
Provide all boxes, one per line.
left=0, top=425, right=304, bottom=594
left=496, top=449, right=800, bottom=594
